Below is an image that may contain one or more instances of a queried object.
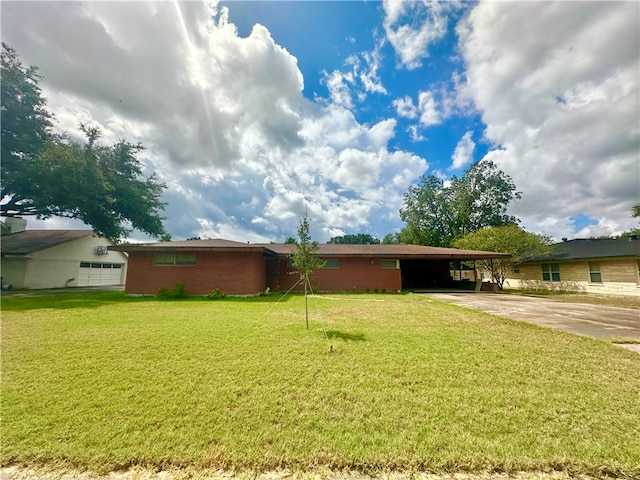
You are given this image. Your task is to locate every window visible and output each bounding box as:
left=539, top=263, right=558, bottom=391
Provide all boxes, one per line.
left=589, top=262, right=602, bottom=283
left=323, top=259, right=340, bottom=269
left=80, top=262, right=123, bottom=269
left=380, top=260, right=398, bottom=269
left=153, top=254, right=196, bottom=266
left=175, top=254, right=196, bottom=265
left=541, top=263, right=560, bottom=282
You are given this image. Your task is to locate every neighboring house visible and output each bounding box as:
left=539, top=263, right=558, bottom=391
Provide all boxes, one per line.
left=507, top=237, right=640, bottom=296
left=110, top=238, right=509, bottom=295
left=1, top=218, right=128, bottom=289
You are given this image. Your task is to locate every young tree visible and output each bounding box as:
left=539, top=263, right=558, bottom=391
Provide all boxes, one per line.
left=1, top=44, right=168, bottom=241
left=290, top=213, right=325, bottom=329
left=399, top=160, right=521, bottom=247
left=453, top=224, right=552, bottom=290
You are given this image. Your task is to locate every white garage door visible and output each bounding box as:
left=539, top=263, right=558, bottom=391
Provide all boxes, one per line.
left=78, top=262, right=124, bottom=286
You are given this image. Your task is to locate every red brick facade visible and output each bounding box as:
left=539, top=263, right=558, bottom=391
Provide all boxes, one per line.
left=125, top=251, right=266, bottom=295
left=267, top=257, right=402, bottom=292
left=113, top=239, right=509, bottom=295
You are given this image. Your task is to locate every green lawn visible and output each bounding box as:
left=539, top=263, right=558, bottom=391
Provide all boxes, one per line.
left=1, top=292, right=639, bottom=476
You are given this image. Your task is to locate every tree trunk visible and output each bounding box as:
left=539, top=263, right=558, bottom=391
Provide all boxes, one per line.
left=304, top=277, right=309, bottom=330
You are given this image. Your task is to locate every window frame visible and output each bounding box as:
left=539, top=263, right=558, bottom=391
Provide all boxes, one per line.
left=322, top=259, right=340, bottom=269
left=152, top=253, right=196, bottom=266
left=379, top=259, right=399, bottom=269
left=80, top=262, right=124, bottom=269
left=588, top=261, right=602, bottom=283
left=541, top=263, right=560, bottom=282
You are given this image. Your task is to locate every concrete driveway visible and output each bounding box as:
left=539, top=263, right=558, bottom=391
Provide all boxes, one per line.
left=423, top=292, right=640, bottom=348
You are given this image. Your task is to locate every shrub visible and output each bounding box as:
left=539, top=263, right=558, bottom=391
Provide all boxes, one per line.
left=156, top=282, right=188, bottom=299
left=518, top=280, right=586, bottom=295
left=207, top=289, right=227, bottom=300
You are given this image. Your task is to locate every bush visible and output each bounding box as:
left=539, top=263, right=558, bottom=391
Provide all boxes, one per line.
left=518, top=280, right=586, bottom=295
left=156, top=282, right=188, bottom=299
left=207, top=289, right=227, bottom=300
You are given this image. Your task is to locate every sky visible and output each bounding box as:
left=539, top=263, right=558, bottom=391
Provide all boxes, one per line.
left=2, top=0, right=639, bottom=243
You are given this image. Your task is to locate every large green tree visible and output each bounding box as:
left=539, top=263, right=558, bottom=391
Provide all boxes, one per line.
left=1, top=43, right=168, bottom=241
left=399, top=160, right=521, bottom=247
left=453, top=225, right=552, bottom=290
left=1, top=43, right=54, bottom=216
left=327, top=233, right=380, bottom=244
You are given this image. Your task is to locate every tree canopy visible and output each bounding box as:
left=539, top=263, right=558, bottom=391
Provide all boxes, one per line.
left=399, top=160, right=521, bottom=247
left=453, top=225, right=552, bottom=290
left=1, top=43, right=168, bottom=241
left=381, top=233, right=401, bottom=244
left=327, top=233, right=380, bottom=244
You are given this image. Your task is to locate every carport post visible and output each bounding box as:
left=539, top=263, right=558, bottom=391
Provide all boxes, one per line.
left=473, top=261, right=477, bottom=282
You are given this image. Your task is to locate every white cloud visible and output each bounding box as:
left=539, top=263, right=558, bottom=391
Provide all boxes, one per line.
left=418, top=91, right=440, bottom=127
left=450, top=131, right=475, bottom=170
left=393, top=95, right=418, bottom=119
left=457, top=1, right=639, bottom=239
left=322, top=40, right=388, bottom=109
left=408, top=125, right=425, bottom=142
left=2, top=1, right=428, bottom=242
left=322, top=70, right=355, bottom=109
left=357, top=42, right=387, bottom=95
left=382, top=0, right=460, bottom=70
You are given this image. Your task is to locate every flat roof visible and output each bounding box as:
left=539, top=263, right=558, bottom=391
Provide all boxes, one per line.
left=111, top=238, right=510, bottom=260
left=109, top=238, right=265, bottom=253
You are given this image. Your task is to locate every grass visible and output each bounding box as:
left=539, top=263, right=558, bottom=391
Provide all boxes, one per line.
left=2, top=292, right=639, bottom=477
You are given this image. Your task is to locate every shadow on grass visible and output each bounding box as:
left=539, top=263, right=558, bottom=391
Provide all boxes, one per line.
left=0, top=291, right=155, bottom=311
left=325, top=330, right=368, bottom=342
left=1, top=290, right=299, bottom=311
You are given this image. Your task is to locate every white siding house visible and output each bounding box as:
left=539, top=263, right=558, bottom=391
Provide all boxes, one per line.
left=1, top=221, right=127, bottom=289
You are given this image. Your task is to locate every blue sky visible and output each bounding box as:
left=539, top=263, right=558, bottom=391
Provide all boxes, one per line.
left=2, top=1, right=638, bottom=242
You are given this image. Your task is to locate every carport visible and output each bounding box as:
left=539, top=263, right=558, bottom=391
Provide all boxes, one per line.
left=399, top=250, right=511, bottom=291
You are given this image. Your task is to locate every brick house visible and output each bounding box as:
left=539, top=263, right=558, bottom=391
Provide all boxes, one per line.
left=110, top=239, right=509, bottom=295
left=507, top=237, right=640, bottom=296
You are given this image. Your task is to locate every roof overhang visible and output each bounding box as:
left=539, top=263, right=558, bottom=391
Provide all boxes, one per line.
left=109, top=239, right=510, bottom=261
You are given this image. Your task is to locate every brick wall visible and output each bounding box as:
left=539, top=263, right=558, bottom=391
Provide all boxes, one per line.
left=125, top=251, right=266, bottom=295
left=268, top=257, right=402, bottom=292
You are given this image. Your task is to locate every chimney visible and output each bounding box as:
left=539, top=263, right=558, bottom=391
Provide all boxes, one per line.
left=3, top=217, right=27, bottom=234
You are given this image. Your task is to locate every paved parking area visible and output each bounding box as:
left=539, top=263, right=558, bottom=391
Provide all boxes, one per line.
left=423, top=292, right=640, bottom=347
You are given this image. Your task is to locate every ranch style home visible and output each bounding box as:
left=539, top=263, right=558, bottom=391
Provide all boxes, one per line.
left=109, top=238, right=510, bottom=295
left=507, top=237, right=640, bottom=296
left=1, top=218, right=128, bottom=289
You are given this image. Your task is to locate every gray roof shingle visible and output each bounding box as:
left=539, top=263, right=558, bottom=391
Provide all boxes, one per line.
left=528, top=237, right=640, bottom=262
